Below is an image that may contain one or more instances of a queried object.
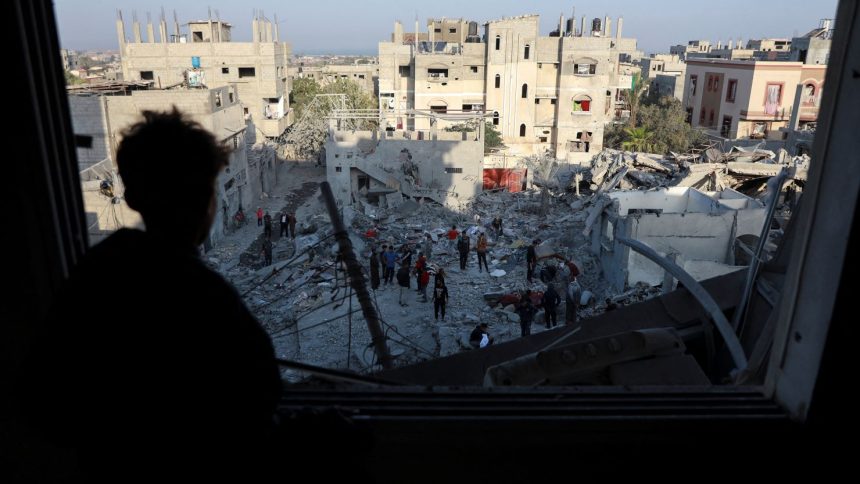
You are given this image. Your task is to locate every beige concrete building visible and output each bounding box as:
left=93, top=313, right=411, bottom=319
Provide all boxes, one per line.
left=640, top=54, right=684, bottom=79
left=378, top=13, right=638, bottom=164
left=116, top=11, right=293, bottom=138
left=289, top=62, right=379, bottom=96
left=670, top=40, right=712, bottom=61
left=789, top=19, right=833, bottom=65
left=683, top=59, right=826, bottom=140
left=68, top=84, right=278, bottom=249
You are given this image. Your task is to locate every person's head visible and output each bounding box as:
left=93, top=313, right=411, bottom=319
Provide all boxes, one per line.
left=118, top=109, right=229, bottom=246
left=452, top=225, right=456, bottom=230
left=479, top=322, right=488, bottom=331
left=426, top=234, right=432, bottom=240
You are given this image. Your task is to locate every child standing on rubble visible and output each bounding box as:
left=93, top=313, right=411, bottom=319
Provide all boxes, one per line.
left=447, top=225, right=459, bottom=253
left=432, top=280, right=449, bottom=321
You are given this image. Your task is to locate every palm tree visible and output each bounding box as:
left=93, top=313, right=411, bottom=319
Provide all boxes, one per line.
left=622, top=127, right=655, bottom=153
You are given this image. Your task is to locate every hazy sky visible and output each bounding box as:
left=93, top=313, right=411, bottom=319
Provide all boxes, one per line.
left=55, top=0, right=839, bottom=55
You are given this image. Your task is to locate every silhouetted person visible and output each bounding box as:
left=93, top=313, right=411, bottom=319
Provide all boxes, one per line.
left=288, top=212, right=297, bottom=239
left=432, top=281, right=449, bottom=321
left=262, top=236, right=274, bottom=266
left=369, top=248, right=381, bottom=290
left=17, top=109, right=282, bottom=479
left=280, top=210, right=289, bottom=237
left=457, top=232, right=470, bottom=270
left=542, top=284, right=561, bottom=328
left=264, top=211, right=273, bottom=238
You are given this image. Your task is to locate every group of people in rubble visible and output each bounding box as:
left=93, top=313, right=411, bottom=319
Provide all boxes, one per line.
left=365, top=218, right=584, bottom=350
left=257, top=208, right=298, bottom=267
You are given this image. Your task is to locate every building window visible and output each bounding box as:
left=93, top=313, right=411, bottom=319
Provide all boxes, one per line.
left=214, top=91, right=222, bottom=108
left=445, top=167, right=463, bottom=173
left=434, top=28, right=441, bottom=33
left=335, top=166, right=342, bottom=172
left=493, top=111, right=499, bottom=126
left=535, top=98, right=540, bottom=105
left=399, top=65, right=410, bottom=77
left=721, top=115, right=732, bottom=137
left=521, top=84, right=528, bottom=98
left=139, top=71, right=154, bottom=80
left=238, top=67, right=255, bottom=78
left=699, top=108, right=706, bottom=124
left=430, top=105, right=447, bottom=114
left=221, top=67, right=229, bottom=74
left=726, top=79, right=737, bottom=102
left=802, top=83, right=816, bottom=105
left=358, top=74, right=365, bottom=79
left=519, top=124, right=526, bottom=137
left=524, top=44, right=530, bottom=60
left=428, top=68, right=448, bottom=79
left=539, top=136, right=548, bottom=142
left=495, top=74, right=500, bottom=88
left=449, top=28, right=456, bottom=34
left=193, top=31, right=204, bottom=42
left=471, top=66, right=478, bottom=73
left=764, top=83, right=784, bottom=115
left=690, top=75, right=698, bottom=96
left=495, top=35, right=500, bottom=51
left=550, top=98, right=557, bottom=105
left=574, top=63, right=596, bottom=75
left=573, top=95, right=592, bottom=113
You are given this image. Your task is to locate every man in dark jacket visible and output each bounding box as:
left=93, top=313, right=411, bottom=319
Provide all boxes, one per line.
left=469, top=322, right=494, bottom=349
left=517, top=290, right=537, bottom=337
left=18, top=109, right=281, bottom=478
left=397, top=265, right=411, bottom=306
left=542, top=284, right=561, bottom=328
left=432, top=281, right=449, bottom=321
left=527, top=239, right=540, bottom=283
left=457, top=232, right=470, bottom=270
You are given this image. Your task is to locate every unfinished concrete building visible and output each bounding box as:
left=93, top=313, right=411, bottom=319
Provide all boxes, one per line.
left=324, top=113, right=485, bottom=211
left=116, top=10, right=293, bottom=138
left=67, top=83, right=276, bottom=249
left=670, top=40, right=712, bottom=61
left=640, top=54, right=685, bottom=80
left=592, top=187, right=766, bottom=292
left=289, top=62, right=380, bottom=96
left=378, top=11, right=638, bottom=164
left=789, top=19, right=833, bottom=65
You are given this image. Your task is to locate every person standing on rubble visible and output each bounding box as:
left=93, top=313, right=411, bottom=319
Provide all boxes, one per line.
left=517, top=290, right=537, bottom=337
left=288, top=212, right=297, bottom=239
left=260, top=236, right=273, bottom=266
left=434, top=267, right=447, bottom=287
left=414, top=252, right=427, bottom=292
left=492, top=216, right=503, bottom=237
left=526, top=239, right=540, bottom=283
left=422, top=233, right=433, bottom=261
left=432, top=280, right=449, bottom=321
left=476, top=231, right=489, bottom=273
left=418, top=264, right=430, bottom=303
left=256, top=206, right=263, bottom=227
left=566, top=277, right=582, bottom=325
left=279, top=210, right=289, bottom=238
left=398, top=244, right=414, bottom=269
left=383, top=245, right=397, bottom=286
left=447, top=225, right=459, bottom=253
left=542, top=283, right=561, bottom=328
left=263, top=211, right=273, bottom=239
left=397, top=264, right=411, bottom=306
left=369, top=247, right=381, bottom=291
left=457, top=232, right=471, bottom=270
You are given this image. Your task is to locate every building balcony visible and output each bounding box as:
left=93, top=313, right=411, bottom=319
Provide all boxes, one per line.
left=256, top=110, right=293, bottom=138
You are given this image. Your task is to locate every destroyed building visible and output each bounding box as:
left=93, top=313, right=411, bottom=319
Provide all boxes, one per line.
left=592, top=187, right=766, bottom=292
left=116, top=10, right=293, bottom=138
left=324, top=112, right=485, bottom=210
left=67, top=83, right=279, bottom=249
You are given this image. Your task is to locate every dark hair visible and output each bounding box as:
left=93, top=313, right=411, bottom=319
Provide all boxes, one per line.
left=117, top=108, right=229, bottom=224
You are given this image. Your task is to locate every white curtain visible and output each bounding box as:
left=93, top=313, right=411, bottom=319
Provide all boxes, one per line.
left=765, top=84, right=781, bottom=115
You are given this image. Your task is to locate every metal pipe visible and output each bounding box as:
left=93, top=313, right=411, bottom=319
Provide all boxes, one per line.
left=320, top=182, right=393, bottom=369
left=732, top=168, right=789, bottom=334
left=616, top=236, right=748, bottom=372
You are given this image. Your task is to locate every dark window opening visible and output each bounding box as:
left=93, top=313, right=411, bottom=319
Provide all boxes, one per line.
left=535, top=98, right=540, bottom=105
left=471, top=66, right=478, bottom=73
left=574, top=63, right=596, bottom=75
left=524, top=44, right=530, bottom=60
left=140, top=71, right=154, bottom=80
left=430, top=105, right=447, bottom=114
left=193, top=31, right=204, bottom=42
left=449, top=28, right=456, bottom=34
left=495, top=36, right=500, bottom=50
left=239, top=67, right=256, bottom=78
left=428, top=68, right=448, bottom=79
left=493, top=112, right=499, bottom=125
left=495, top=74, right=500, bottom=88
left=221, top=67, right=229, bottom=74
left=519, top=124, right=526, bottom=137
left=445, top=167, right=463, bottom=173
left=539, top=136, right=548, bottom=143
left=335, top=166, right=342, bottom=172
left=434, top=28, right=441, bottom=33
left=721, top=116, right=732, bottom=137
left=522, top=84, right=528, bottom=98
left=399, top=66, right=410, bottom=77
left=550, top=98, right=557, bottom=105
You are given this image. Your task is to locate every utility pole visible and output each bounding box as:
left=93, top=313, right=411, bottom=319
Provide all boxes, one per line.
left=320, top=182, right=393, bottom=369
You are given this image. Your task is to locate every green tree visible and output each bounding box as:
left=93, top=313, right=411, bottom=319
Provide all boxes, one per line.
left=289, top=77, right=321, bottom=119
left=483, top=121, right=504, bottom=154
left=621, top=127, right=655, bottom=153
left=636, top=96, right=703, bottom=153
left=64, top=70, right=85, bottom=86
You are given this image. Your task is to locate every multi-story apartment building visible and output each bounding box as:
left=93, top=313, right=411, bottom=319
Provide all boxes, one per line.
left=289, top=62, right=380, bottom=97
left=116, top=11, right=293, bottom=138
left=670, top=40, right=712, bottom=61
left=640, top=54, right=685, bottom=79
left=683, top=59, right=825, bottom=140
left=789, top=19, right=833, bottom=65
left=378, top=13, right=637, bottom=163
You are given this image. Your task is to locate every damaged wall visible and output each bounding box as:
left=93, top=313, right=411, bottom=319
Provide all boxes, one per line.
left=595, top=187, right=766, bottom=291
left=325, top=129, right=483, bottom=210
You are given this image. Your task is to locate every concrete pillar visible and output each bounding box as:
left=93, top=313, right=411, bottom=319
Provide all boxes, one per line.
left=605, top=17, right=611, bottom=37
left=173, top=10, right=180, bottom=42
left=394, top=21, right=403, bottom=43
left=580, top=16, right=586, bottom=38
left=274, top=14, right=280, bottom=42
left=558, top=14, right=564, bottom=35
left=616, top=17, right=623, bottom=40
left=728, top=39, right=733, bottom=49
left=116, top=11, right=126, bottom=50
left=789, top=84, right=803, bottom=131
left=146, top=14, right=155, bottom=43
left=266, top=20, right=273, bottom=42
left=132, top=12, right=141, bottom=43
left=208, top=9, right=213, bottom=43
left=661, top=252, right=679, bottom=294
